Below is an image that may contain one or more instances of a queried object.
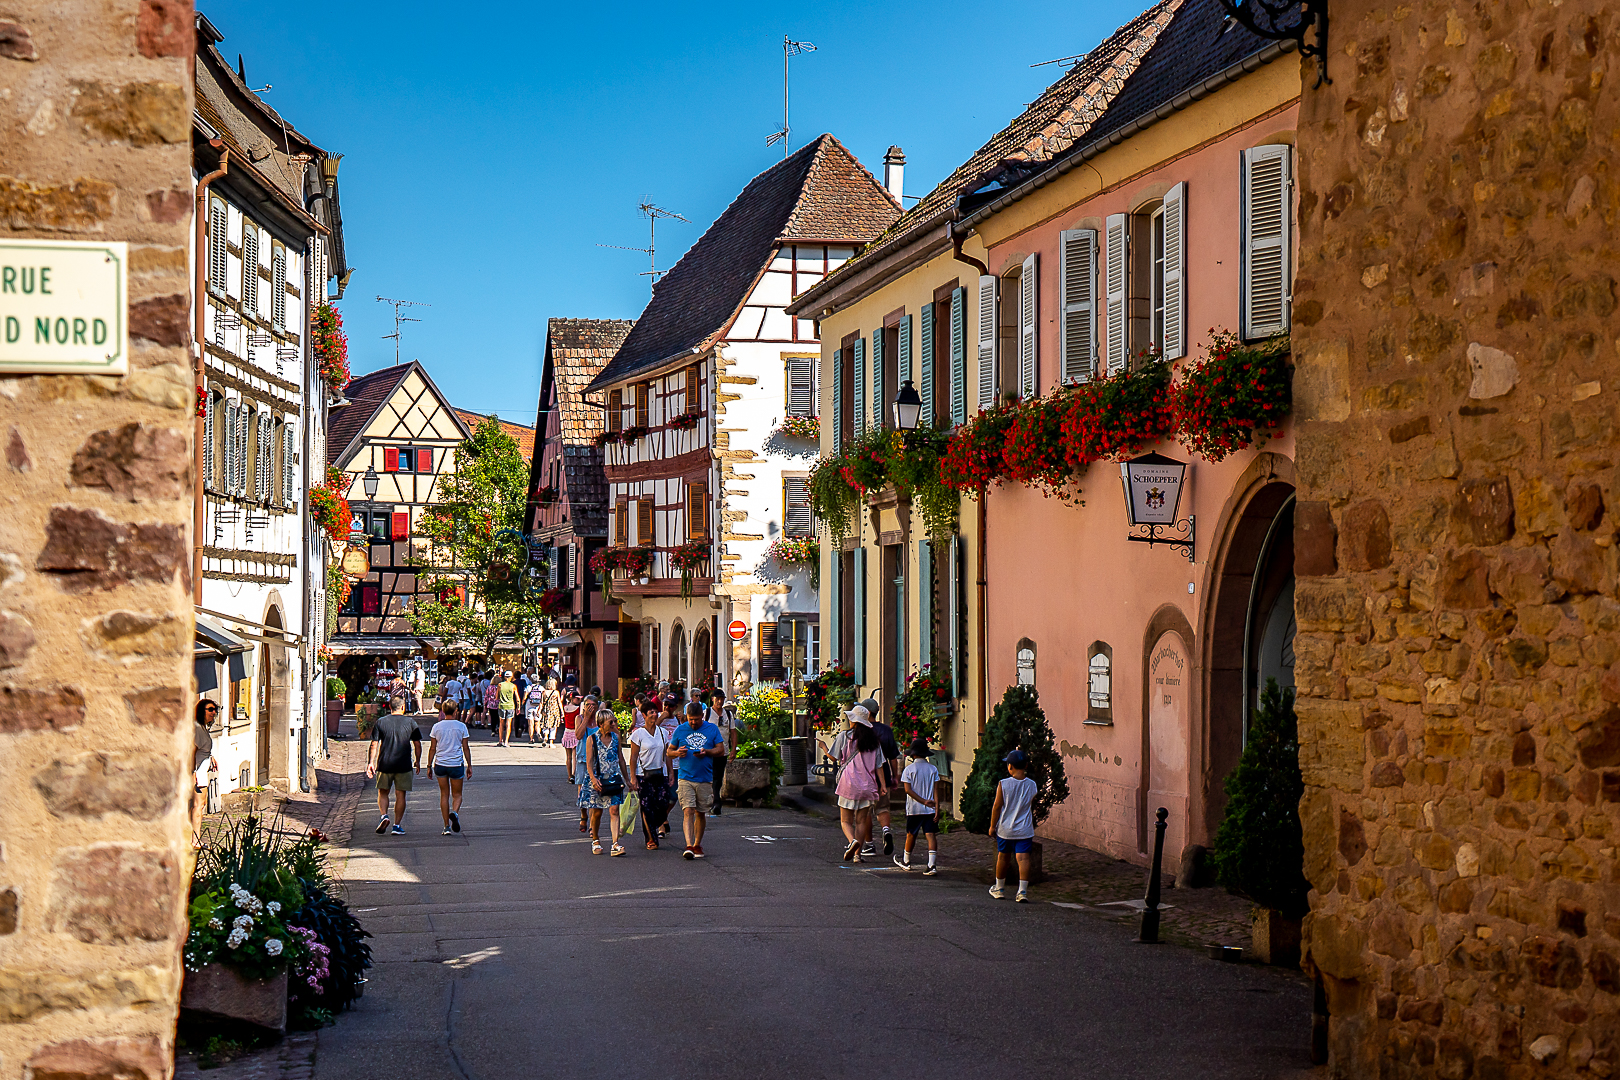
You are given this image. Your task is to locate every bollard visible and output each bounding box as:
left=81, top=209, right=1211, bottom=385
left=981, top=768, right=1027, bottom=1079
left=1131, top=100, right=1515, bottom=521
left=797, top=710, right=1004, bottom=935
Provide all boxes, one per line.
left=1138, top=807, right=1168, bottom=944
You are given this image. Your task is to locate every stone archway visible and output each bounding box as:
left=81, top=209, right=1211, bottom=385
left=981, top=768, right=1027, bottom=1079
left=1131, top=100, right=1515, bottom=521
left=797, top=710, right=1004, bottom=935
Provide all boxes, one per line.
left=1139, top=605, right=1195, bottom=860
left=692, top=623, right=712, bottom=687
left=260, top=604, right=290, bottom=787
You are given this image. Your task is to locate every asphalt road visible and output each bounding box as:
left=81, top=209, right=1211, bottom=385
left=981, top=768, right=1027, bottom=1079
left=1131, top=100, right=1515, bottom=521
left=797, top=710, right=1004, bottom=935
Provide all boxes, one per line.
left=315, top=750, right=1314, bottom=1080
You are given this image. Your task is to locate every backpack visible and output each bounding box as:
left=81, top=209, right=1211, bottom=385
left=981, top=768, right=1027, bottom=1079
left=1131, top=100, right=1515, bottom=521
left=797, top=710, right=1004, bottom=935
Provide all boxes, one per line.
left=836, top=748, right=882, bottom=802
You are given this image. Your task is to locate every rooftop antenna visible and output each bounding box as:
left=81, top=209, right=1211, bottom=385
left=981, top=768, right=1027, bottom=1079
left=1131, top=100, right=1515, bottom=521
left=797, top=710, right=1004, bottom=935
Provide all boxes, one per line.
left=597, top=201, right=689, bottom=297
left=766, top=36, right=816, bottom=158
left=376, top=295, right=429, bottom=366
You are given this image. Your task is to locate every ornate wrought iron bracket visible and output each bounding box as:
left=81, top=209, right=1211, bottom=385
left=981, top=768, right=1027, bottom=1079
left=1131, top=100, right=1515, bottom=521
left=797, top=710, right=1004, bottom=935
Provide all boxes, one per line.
left=1216, top=0, right=1330, bottom=86
left=1127, top=515, right=1196, bottom=562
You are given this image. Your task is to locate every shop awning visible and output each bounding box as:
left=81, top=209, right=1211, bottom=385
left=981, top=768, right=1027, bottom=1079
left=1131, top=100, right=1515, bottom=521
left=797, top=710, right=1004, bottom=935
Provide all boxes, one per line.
left=327, top=635, right=426, bottom=655
left=194, top=613, right=253, bottom=691
left=537, top=632, right=582, bottom=648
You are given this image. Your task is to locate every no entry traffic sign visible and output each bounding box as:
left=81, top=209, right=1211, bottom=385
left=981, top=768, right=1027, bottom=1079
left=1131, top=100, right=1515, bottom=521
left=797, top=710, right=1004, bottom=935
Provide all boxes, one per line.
left=728, top=620, right=748, bottom=641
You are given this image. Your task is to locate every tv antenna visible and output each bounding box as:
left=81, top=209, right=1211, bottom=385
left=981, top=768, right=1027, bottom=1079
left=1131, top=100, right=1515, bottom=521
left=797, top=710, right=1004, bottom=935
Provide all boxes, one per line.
left=598, top=201, right=689, bottom=296
left=766, top=36, right=816, bottom=158
left=376, top=295, right=429, bottom=366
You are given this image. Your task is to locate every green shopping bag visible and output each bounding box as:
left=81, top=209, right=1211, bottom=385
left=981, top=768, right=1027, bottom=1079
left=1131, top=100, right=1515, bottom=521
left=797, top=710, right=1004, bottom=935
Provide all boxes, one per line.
left=619, top=790, right=639, bottom=837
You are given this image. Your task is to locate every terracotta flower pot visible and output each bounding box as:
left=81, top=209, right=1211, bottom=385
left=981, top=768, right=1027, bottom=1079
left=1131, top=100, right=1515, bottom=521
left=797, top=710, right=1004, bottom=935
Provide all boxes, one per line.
left=181, top=963, right=288, bottom=1033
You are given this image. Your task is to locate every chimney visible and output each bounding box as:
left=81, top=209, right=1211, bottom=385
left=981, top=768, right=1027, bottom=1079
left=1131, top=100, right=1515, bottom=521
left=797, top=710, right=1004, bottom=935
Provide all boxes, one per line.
left=883, top=145, right=906, bottom=204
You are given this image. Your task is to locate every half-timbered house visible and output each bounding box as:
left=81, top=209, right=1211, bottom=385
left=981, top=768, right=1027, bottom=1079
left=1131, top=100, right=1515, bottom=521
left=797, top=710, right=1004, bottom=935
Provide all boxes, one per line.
left=585, top=135, right=898, bottom=691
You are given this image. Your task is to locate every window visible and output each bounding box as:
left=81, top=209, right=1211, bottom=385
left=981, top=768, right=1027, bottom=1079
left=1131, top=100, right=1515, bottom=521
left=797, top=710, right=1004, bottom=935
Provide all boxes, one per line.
left=785, top=356, right=815, bottom=417
left=368, top=511, right=391, bottom=541
left=383, top=447, right=431, bottom=473
left=835, top=342, right=856, bottom=452
left=608, top=389, right=623, bottom=433
left=207, top=196, right=228, bottom=298
left=1242, top=146, right=1292, bottom=339
left=783, top=476, right=812, bottom=537
left=203, top=389, right=217, bottom=491
left=1016, top=639, right=1037, bottom=687
left=280, top=423, right=296, bottom=507
left=878, top=321, right=901, bottom=429
left=614, top=501, right=628, bottom=545
left=1088, top=641, right=1114, bottom=723
left=687, top=483, right=709, bottom=539
left=241, top=225, right=260, bottom=316
left=1059, top=229, right=1098, bottom=384
left=271, top=240, right=287, bottom=332
left=636, top=498, right=653, bottom=546
left=805, top=623, right=821, bottom=676
left=757, top=622, right=783, bottom=680
left=635, top=382, right=649, bottom=428
left=1151, top=206, right=1166, bottom=353
left=255, top=411, right=273, bottom=501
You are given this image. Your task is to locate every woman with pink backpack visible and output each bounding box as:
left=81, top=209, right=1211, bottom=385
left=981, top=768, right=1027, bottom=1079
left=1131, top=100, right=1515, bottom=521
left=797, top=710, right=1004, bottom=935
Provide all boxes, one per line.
left=835, top=705, right=889, bottom=863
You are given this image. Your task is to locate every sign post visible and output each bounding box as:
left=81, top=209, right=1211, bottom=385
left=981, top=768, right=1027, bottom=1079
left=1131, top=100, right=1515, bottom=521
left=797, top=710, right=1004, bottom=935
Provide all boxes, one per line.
left=0, top=240, right=128, bottom=376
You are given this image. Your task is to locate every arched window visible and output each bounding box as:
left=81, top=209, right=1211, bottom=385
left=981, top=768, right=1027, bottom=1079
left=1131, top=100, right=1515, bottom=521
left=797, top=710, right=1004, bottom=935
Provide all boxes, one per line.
left=1015, top=638, right=1036, bottom=688
left=1087, top=641, right=1113, bottom=724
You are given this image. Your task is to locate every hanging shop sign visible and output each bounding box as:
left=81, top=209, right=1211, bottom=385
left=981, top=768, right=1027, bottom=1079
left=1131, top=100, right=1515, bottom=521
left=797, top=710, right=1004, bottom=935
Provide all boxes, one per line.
left=340, top=547, right=371, bottom=578
left=0, top=240, right=128, bottom=375
left=1120, top=452, right=1195, bottom=561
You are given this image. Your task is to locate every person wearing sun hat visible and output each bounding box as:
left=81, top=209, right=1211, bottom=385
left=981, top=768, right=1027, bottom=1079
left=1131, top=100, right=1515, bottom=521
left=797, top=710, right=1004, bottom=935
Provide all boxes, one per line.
left=856, top=696, right=901, bottom=857
left=833, top=705, right=889, bottom=863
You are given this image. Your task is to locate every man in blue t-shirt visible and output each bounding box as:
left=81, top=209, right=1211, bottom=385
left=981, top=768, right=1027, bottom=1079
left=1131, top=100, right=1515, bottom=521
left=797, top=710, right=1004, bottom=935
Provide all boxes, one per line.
left=666, top=702, right=725, bottom=860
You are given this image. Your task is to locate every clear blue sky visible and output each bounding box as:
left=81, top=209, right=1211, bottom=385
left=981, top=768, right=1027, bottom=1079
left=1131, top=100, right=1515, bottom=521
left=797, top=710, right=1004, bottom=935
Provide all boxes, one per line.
left=203, top=0, right=1126, bottom=420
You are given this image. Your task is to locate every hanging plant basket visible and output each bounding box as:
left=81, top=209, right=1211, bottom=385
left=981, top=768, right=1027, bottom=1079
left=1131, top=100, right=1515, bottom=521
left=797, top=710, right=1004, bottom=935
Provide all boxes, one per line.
left=670, top=540, right=710, bottom=602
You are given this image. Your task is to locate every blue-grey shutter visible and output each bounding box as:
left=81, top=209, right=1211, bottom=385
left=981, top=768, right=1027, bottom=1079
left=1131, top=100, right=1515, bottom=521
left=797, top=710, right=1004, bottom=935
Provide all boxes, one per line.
left=831, top=348, right=843, bottom=453
left=919, top=303, right=935, bottom=428
left=870, top=329, right=884, bottom=430
left=948, top=534, right=961, bottom=698
left=918, top=538, right=932, bottom=668
left=898, top=314, right=912, bottom=386
left=949, top=287, right=967, bottom=426
left=828, top=550, right=840, bottom=668
left=852, top=546, right=866, bottom=686
left=852, top=337, right=866, bottom=438
left=977, top=275, right=999, bottom=411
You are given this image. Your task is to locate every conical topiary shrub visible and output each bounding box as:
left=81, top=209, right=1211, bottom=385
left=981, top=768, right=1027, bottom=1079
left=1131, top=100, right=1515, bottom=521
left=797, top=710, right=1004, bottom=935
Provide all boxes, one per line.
left=1212, top=677, right=1308, bottom=917
left=961, top=684, right=1069, bottom=834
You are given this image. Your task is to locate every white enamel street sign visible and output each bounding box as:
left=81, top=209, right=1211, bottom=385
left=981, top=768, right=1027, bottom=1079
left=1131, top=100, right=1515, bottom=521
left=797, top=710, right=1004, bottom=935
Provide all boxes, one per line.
left=0, top=239, right=128, bottom=375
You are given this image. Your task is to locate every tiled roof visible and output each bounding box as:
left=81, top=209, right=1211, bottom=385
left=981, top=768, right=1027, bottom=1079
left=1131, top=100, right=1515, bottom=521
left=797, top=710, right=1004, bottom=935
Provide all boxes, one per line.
left=534, top=318, right=635, bottom=537
left=453, top=409, right=536, bottom=463
left=326, top=364, right=411, bottom=469
left=797, top=0, right=1178, bottom=306
left=587, top=135, right=899, bottom=392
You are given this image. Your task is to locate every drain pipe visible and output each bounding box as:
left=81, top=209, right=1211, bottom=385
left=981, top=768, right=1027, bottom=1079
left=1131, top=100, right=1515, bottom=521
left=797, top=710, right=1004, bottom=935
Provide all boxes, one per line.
left=193, top=141, right=229, bottom=604
left=947, top=217, right=990, bottom=278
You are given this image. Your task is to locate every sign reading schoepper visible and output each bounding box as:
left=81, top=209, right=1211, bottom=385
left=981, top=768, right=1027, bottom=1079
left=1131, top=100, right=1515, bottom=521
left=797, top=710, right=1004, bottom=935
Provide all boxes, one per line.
left=0, top=239, right=128, bottom=376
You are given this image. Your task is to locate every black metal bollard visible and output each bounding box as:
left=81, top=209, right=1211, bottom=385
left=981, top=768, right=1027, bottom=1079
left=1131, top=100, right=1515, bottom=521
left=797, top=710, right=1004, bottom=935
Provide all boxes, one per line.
left=1138, top=807, right=1168, bottom=944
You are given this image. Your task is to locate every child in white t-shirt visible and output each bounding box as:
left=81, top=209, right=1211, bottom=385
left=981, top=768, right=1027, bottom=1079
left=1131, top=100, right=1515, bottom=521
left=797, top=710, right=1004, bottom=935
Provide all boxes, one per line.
left=427, top=702, right=472, bottom=836
left=897, top=737, right=941, bottom=875
left=987, top=749, right=1038, bottom=901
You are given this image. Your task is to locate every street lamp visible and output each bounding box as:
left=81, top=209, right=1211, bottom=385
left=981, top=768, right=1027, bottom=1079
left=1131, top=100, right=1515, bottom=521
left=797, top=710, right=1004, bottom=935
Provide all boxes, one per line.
left=892, top=380, right=922, bottom=431
left=362, top=465, right=379, bottom=500
left=1119, top=452, right=1195, bottom=560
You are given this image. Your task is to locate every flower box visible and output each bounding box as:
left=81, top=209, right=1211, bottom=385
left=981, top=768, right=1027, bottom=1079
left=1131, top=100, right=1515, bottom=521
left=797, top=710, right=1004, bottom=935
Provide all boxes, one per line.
left=181, top=963, right=288, bottom=1033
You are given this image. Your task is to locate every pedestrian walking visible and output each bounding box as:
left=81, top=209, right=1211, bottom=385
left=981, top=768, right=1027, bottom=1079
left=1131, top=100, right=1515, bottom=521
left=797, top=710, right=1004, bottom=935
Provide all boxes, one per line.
left=487, top=673, right=505, bottom=741
left=443, top=672, right=462, bottom=717
left=857, top=697, right=901, bottom=857
left=367, top=695, right=423, bottom=835
left=582, top=707, right=634, bottom=856
left=497, top=670, right=519, bottom=746
left=470, top=671, right=487, bottom=728
left=192, top=700, right=219, bottom=846
left=628, top=707, right=673, bottom=849
left=409, top=663, right=426, bottom=713
left=667, top=701, right=725, bottom=860
left=835, top=705, right=887, bottom=863
left=573, top=697, right=600, bottom=833
left=987, top=750, right=1038, bottom=902
left=523, top=677, right=548, bottom=745
left=896, top=737, right=940, bottom=875
left=428, top=701, right=473, bottom=835
left=562, top=690, right=582, bottom=773
left=706, top=688, right=736, bottom=817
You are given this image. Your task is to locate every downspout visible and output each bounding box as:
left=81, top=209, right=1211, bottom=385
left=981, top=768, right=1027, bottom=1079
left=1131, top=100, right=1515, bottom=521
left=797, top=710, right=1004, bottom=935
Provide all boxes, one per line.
left=193, top=141, right=230, bottom=604
left=947, top=217, right=990, bottom=278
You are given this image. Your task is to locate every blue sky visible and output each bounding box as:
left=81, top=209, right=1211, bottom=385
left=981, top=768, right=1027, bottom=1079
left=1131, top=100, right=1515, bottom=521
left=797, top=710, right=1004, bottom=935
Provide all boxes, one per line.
left=204, top=0, right=1127, bottom=420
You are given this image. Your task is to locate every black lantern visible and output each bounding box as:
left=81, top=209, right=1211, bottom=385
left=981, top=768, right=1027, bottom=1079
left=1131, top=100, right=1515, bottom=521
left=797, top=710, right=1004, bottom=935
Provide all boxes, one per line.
left=362, top=465, right=379, bottom=499
left=892, top=380, right=922, bottom=431
left=1120, top=452, right=1194, bottom=560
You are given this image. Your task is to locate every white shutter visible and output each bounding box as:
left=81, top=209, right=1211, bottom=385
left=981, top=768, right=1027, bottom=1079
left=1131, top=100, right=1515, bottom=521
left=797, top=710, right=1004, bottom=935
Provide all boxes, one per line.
left=831, top=348, right=843, bottom=453
left=1018, top=253, right=1037, bottom=400
left=208, top=198, right=228, bottom=296
left=1162, top=182, right=1187, bottom=359
left=870, top=329, right=884, bottom=429
left=225, top=404, right=240, bottom=495
left=852, top=337, right=866, bottom=437
left=784, top=477, right=812, bottom=536
left=1059, top=228, right=1098, bottom=384
left=257, top=413, right=273, bottom=500
left=1105, top=213, right=1129, bottom=374
left=976, top=275, right=998, bottom=411
left=241, top=226, right=259, bottom=316
left=1242, top=146, right=1291, bottom=339
left=203, top=391, right=215, bottom=491
left=568, top=543, right=578, bottom=588
left=786, top=357, right=813, bottom=416
left=949, top=287, right=967, bottom=426
left=548, top=547, right=559, bottom=588
left=282, top=425, right=296, bottom=506
left=919, top=303, right=935, bottom=427
left=272, top=245, right=288, bottom=332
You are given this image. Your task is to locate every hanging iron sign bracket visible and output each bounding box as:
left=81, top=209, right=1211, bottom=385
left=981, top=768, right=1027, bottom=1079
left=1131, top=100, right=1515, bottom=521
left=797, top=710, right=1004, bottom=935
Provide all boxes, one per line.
left=1215, top=0, right=1330, bottom=87
left=1127, top=516, right=1196, bottom=563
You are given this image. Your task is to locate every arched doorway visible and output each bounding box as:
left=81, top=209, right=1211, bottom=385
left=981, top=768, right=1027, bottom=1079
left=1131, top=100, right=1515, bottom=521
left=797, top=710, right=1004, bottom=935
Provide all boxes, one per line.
left=1202, top=475, right=1296, bottom=838
left=259, top=605, right=289, bottom=786
left=669, top=624, right=688, bottom=685
left=582, top=641, right=598, bottom=694
left=692, top=623, right=712, bottom=688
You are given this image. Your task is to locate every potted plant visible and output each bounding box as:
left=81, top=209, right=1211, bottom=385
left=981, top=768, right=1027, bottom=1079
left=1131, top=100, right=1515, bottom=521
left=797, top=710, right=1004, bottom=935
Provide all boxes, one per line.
left=324, top=676, right=346, bottom=737
left=726, top=737, right=784, bottom=806
left=1212, top=678, right=1308, bottom=965
left=960, top=684, right=1069, bottom=881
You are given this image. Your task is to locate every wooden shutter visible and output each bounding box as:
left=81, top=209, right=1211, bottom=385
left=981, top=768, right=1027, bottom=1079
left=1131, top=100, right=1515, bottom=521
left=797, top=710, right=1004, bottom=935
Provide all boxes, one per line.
left=636, top=498, right=653, bottom=546
left=948, top=534, right=962, bottom=698
left=786, top=357, right=814, bottom=416
left=758, top=622, right=783, bottom=679
left=918, top=538, right=932, bottom=666
left=271, top=242, right=287, bottom=331
left=391, top=512, right=409, bottom=540
left=685, top=366, right=699, bottom=409
left=852, top=546, right=866, bottom=684
left=1018, top=253, right=1038, bottom=400
left=852, top=337, right=866, bottom=437
left=949, top=287, right=967, bottom=426
left=1105, top=213, right=1129, bottom=374
left=417, top=447, right=432, bottom=472
left=898, top=314, right=912, bottom=386
left=241, top=226, right=259, bottom=315
left=608, top=389, right=623, bottom=432
left=919, top=303, right=935, bottom=427
left=784, top=477, right=811, bottom=536
left=383, top=447, right=399, bottom=472
left=828, top=555, right=841, bottom=670
left=635, top=383, right=649, bottom=428
left=976, top=275, right=998, bottom=411
left=1161, top=182, right=1187, bottom=359
left=1242, top=146, right=1291, bottom=339
left=208, top=197, right=228, bottom=296
left=831, top=349, right=843, bottom=453
left=1060, top=228, right=1098, bottom=384
left=360, top=585, right=381, bottom=615
left=203, top=390, right=216, bottom=491
left=688, top=482, right=708, bottom=539
left=614, top=501, right=627, bottom=545
left=869, top=329, right=884, bottom=430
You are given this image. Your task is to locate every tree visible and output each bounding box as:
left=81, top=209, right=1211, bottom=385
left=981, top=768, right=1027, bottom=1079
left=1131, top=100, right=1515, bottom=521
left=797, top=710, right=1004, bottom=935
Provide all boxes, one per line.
left=409, top=418, right=548, bottom=660
left=960, top=684, right=1069, bottom=834
left=1211, top=678, right=1308, bottom=917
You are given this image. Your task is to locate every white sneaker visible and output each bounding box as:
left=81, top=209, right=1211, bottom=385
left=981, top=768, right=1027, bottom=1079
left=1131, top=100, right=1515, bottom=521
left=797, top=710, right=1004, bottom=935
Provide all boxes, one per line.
left=1015, top=891, right=1030, bottom=903
left=893, top=856, right=911, bottom=871
left=988, top=885, right=1005, bottom=899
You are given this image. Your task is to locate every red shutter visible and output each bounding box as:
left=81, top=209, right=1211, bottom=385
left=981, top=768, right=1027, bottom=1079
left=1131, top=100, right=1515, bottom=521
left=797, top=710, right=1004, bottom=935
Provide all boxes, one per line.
left=391, top=512, right=409, bottom=539
left=360, top=586, right=381, bottom=615
left=383, top=447, right=399, bottom=472
left=417, top=447, right=432, bottom=472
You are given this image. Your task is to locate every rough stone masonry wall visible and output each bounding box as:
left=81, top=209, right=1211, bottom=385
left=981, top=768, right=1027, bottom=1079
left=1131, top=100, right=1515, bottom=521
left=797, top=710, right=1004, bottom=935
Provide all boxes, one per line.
left=1290, top=0, right=1619, bottom=1076
left=0, top=2, right=197, bottom=1078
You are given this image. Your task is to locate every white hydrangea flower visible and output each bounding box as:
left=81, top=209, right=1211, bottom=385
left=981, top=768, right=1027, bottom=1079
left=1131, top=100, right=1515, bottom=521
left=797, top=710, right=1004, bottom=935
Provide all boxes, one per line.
left=233, top=914, right=254, bottom=930
left=265, top=938, right=283, bottom=957
left=208, top=917, right=224, bottom=930
left=267, top=901, right=281, bottom=914
left=226, top=927, right=248, bottom=948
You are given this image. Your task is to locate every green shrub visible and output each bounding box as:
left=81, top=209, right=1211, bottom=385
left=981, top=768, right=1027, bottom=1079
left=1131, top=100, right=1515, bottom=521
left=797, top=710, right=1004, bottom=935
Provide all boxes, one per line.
left=1212, top=678, right=1308, bottom=917
left=325, top=676, right=346, bottom=701
left=735, top=739, right=784, bottom=802
left=960, top=685, right=1069, bottom=834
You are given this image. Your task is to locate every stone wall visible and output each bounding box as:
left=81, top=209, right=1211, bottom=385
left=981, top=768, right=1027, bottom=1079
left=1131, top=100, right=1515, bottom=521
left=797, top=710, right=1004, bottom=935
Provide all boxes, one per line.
left=1292, top=0, right=1618, bottom=1076
left=0, top=2, right=196, bottom=1077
